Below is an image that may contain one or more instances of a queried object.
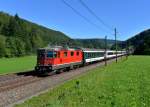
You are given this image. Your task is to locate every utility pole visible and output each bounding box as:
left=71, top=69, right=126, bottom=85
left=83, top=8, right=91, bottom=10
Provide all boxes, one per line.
left=126, top=41, right=128, bottom=60
left=121, top=41, right=123, bottom=59
left=105, top=36, right=107, bottom=66
left=115, top=28, right=117, bottom=63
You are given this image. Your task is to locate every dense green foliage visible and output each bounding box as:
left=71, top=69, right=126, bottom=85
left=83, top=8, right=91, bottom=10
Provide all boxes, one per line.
left=0, top=12, right=74, bottom=57
left=127, top=29, right=150, bottom=55
left=76, top=38, right=120, bottom=49
left=0, top=56, right=36, bottom=75
left=0, top=11, right=121, bottom=58
left=0, top=12, right=119, bottom=58
left=15, top=56, right=150, bottom=107
left=0, top=35, right=6, bottom=57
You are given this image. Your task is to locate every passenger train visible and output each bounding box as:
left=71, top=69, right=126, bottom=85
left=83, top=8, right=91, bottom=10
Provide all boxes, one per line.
left=35, top=46, right=126, bottom=73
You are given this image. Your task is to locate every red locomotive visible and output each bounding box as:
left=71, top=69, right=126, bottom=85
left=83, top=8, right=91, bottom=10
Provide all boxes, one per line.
left=35, top=46, right=83, bottom=72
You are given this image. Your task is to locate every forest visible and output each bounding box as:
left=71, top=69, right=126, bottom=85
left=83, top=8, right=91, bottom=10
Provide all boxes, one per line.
left=0, top=12, right=75, bottom=57
left=1, top=11, right=149, bottom=58
left=127, top=29, right=150, bottom=55
left=0, top=12, right=118, bottom=58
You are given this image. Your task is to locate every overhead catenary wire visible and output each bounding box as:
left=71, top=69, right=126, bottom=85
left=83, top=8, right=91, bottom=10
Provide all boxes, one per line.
left=79, top=0, right=123, bottom=42
left=79, top=0, right=114, bottom=31
left=78, top=0, right=123, bottom=53
left=62, top=0, right=111, bottom=34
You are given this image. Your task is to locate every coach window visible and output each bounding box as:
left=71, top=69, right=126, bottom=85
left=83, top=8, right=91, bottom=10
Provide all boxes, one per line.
left=96, top=53, right=99, bottom=57
left=64, top=52, right=67, bottom=57
left=94, top=53, right=96, bottom=58
left=101, top=52, right=104, bottom=56
left=77, top=51, right=79, bottom=56
left=97, top=52, right=99, bottom=57
left=92, top=53, right=94, bottom=58
left=71, top=52, right=74, bottom=56
left=90, top=53, right=92, bottom=58
left=88, top=53, right=91, bottom=58
left=85, top=53, right=88, bottom=58
left=108, top=52, right=113, bottom=55
left=93, top=53, right=95, bottom=58
left=90, top=53, right=93, bottom=58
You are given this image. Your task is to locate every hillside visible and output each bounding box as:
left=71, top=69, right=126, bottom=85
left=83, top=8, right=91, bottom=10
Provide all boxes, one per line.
left=0, top=12, right=75, bottom=57
left=0, top=11, right=118, bottom=58
left=76, top=38, right=120, bottom=49
left=127, top=29, right=150, bottom=55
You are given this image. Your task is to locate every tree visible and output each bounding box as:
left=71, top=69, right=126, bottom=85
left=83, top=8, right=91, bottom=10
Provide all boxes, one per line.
left=30, top=28, right=44, bottom=52
left=128, top=30, right=150, bottom=55
left=1, top=23, right=10, bottom=36
left=5, top=37, right=17, bottom=57
left=14, top=38, right=25, bottom=56
left=25, top=38, right=33, bottom=54
left=0, top=35, right=6, bottom=57
left=3, top=14, right=23, bottom=38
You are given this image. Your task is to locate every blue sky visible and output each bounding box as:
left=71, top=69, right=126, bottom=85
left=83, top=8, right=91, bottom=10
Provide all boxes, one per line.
left=0, top=0, right=150, bottom=40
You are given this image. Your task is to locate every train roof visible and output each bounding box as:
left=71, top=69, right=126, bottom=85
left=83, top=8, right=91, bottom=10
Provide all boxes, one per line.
left=81, top=48, right=104, bottom=52
left=81, top=48, right=119, bottom=53
left=38, top=46, right=81, bottom=51
left=38, top=46, right=126, bottom=53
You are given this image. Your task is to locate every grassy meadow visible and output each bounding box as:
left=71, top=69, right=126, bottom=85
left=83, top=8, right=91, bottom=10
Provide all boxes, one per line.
left=0, top=56, right=36, bottom=75
left=15, top=56, right=150, bottom=107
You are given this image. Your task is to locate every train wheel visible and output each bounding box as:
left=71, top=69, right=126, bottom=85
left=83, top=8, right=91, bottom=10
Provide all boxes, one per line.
left=55, top=70, right=60, bottom=74
left=66, top=67, right=70, bottom=72
left=55, top=69, right=64, bottom=74
left=73, top=65, right=77, bottom=69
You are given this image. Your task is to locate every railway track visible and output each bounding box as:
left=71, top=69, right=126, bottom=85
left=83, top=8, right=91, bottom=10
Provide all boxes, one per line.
left=0, top=70, right=57, bottom=93
left=0, top=57, right=125, bottom=107
left=0, top=76, right=41, bottom=92
left=0, top=74, right=19, bottom=82
left=0, top=70, right=36, bottom=84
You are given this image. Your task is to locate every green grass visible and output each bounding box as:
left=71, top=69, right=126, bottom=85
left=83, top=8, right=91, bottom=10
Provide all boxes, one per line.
left=15, top=56, right=150, bottom=107
left=0, top=56, right=36, bottom=75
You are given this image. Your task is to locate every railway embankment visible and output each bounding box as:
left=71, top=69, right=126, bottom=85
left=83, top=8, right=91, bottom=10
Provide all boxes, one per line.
left=0, top=57, right=123, bottom=107
left=14, top=56, right=150, bottom=107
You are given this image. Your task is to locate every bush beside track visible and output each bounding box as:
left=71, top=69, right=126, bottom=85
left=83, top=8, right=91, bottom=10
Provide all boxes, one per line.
left=15, top=56, right=150, bottom=107
left=0, top=56, right=36, bottom=75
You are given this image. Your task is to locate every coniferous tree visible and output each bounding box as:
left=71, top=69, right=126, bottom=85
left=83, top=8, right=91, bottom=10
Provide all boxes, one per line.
left=0, top=35, right=6, bottom=57
left=14, top=38, right=25, bottom=56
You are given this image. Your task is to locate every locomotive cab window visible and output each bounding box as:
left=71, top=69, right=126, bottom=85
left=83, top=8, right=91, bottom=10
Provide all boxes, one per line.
left=47, top=51, right=57, bottom=58
left=47, top=51, right=53, bottom=58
